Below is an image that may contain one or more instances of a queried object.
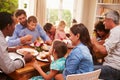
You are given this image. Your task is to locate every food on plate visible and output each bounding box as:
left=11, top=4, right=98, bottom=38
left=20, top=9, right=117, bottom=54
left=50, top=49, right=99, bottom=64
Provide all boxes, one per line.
left=40, top=54, right=47, bottom=59
left=40, top=52, right=49, bottom=59
left=21, top=51, right=34, bottom=55
left=18, top=50, right=34, bottom=55
left=17, top=48, right=38, bottom=56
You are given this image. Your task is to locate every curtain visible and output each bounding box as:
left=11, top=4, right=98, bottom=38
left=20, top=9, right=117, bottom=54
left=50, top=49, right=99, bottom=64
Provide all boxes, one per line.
left=34, top=0, right=46, bottom=27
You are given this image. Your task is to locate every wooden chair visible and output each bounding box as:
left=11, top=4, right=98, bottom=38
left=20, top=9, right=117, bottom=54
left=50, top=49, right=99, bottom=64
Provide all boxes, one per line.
left=66, top=69, right=101, bottom=80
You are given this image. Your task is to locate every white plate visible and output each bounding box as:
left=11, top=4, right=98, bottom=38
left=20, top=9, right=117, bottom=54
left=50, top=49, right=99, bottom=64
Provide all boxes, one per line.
left=16, top=48, right=38, bottom=56
left=8, top=52, right=22, bottom=60
left=36, top=51, right=54, bottom=62
left=36, top=55, right=49, bottom=62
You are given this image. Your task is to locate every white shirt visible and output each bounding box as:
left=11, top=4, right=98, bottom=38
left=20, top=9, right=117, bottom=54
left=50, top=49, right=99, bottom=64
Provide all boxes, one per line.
left=103, top=25, right=120, bottom=70
left=0, top=31, right=25, bottom=74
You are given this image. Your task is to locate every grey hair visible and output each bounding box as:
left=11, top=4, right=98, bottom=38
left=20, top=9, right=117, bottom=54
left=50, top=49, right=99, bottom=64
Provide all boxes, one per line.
left=105, top=10, right=120, bottom=25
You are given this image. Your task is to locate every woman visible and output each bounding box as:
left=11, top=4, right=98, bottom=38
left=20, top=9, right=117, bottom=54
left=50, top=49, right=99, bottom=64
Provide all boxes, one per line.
left=63, top=23, right=94, bottom=79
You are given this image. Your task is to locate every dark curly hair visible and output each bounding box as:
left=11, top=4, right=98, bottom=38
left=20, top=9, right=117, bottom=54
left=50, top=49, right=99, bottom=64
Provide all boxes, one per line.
left=0, top=12, right=13, bottom=30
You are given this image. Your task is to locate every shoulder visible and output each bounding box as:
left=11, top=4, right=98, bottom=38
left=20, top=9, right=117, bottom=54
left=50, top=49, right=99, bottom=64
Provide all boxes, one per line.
left=36, top=24, right=42, bottom=29
left=111, top=26, right=120, bottom=32
left=16, top=23, right=23, bottom=28
left=15, top=24, right=24, bottom=30
left=50, top=58, right=65, bottom=71
left=70, top=43, right=90, bottom=57
left=51, top=58, right=65, bottom=66
left=0, top=31, right=8, bottom=49
left=110, top=26, right=120, bottom=37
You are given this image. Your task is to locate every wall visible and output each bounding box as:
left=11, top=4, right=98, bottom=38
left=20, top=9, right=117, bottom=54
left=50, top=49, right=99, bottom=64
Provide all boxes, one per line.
left=18, top=0, right=35, bottom=17
left=18, top=0, right=96, bottom=33
left=73, top=0, right=96, bottom=35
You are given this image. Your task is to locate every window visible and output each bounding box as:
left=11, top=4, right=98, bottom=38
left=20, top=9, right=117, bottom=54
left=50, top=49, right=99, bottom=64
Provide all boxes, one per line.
left=46, top=0, right=74, bottom=32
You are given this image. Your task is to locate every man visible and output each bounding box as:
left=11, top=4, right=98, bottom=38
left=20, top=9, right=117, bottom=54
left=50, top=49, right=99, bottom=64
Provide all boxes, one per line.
left=92, top=10, right=120, bottom=80
left=8, top=9, right=52, bottom=47
left=0, top=12, right=32, bottom=79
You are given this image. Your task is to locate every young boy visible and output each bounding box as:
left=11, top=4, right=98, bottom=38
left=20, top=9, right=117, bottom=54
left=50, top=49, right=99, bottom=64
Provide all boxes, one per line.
left=19, top=16, right=40, bottom=44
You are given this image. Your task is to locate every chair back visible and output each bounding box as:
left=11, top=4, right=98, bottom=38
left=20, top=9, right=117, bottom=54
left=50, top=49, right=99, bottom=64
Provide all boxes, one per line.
left=66, top=69, right=101, bottom=80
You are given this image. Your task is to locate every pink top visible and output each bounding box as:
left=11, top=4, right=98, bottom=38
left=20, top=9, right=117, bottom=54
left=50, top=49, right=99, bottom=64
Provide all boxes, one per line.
left=55, top=30, right=66, bottom=40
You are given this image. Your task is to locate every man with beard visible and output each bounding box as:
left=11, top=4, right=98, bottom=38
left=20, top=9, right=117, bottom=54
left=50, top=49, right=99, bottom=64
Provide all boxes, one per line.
left=8, top=9, right=52, bottom=47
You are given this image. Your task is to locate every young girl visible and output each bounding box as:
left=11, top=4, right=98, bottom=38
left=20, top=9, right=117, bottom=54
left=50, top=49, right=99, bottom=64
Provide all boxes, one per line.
left=55, top=20, right=67, bottom=40
left=29, top=40, right=67, bottom=80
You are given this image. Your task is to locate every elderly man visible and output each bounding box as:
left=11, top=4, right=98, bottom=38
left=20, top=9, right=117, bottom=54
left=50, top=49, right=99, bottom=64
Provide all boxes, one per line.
left=92, top=10, right=120, bottom=80
left=8, top=9, right=52, bottom=47
left=0, top=12, right=32, bottom=79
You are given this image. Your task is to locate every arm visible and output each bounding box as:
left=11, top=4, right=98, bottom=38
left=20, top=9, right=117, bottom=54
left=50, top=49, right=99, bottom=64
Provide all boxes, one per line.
left=8, top=25, right=32, bottom=46
left=64, top=51, right=82, bottom=75
left=0, top=47, right=25, bottom=74
left=55, top=74, right=64, bottom=80
left=37, top=24, right=52, bottom=45
left=33, top=61, right=58, bottom=80
left=19, top=29, right=33, bottom=45
left=91, top=36, right=107, bottom=55
left=8, top=24, right=23, bottom=46
left=8, top=29, right=21, bottom=46
left=8, top=31, right=32, bottom=47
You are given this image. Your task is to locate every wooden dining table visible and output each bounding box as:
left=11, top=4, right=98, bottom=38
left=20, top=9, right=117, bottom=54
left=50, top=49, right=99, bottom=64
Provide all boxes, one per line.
left=8, top=45, right=72, bottom=80
left=9, top=57, right=50, bottom=80
left=7, top=45, right=50, bottom=80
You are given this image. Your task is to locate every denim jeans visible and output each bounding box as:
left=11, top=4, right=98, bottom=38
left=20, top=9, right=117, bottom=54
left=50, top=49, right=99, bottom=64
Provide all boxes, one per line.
left=94, top=65, right=120, bottom=80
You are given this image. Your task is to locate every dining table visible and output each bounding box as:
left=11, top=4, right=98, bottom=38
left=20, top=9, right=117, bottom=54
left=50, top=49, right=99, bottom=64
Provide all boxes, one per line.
left=7, top=45, right=50, bottom=80
left=8, top=45, right=72, bottom=80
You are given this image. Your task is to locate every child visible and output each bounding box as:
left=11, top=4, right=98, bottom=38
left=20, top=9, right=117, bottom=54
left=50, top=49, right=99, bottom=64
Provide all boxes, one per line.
left=93, top=21, right=110, bottom=44
left=29, top=40, right=67, bottom=80
left=19, top=16, right=40, bottom=44
left=55, top=20, right=67, bottom=40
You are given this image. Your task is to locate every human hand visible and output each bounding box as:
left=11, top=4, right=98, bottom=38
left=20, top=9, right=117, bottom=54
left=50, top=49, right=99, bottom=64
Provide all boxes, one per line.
left=98, top=40, right=105, bottom=45
left=7, top=46, right=22, bottom=52
left=20, top=35, right=33, bottom=44
left=33, top=60, right=41, bottom=70
left=24, top=52, right=33, bottom=63
left=44, top=40, right=52, bottom=45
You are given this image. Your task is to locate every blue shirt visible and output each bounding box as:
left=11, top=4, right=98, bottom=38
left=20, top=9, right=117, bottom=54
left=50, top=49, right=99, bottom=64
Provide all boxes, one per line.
left=19, top=28, right=40, bottom=44
left=63, top=43, right=94, bottom=79
left=8, top=23, right=50, bottom=46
